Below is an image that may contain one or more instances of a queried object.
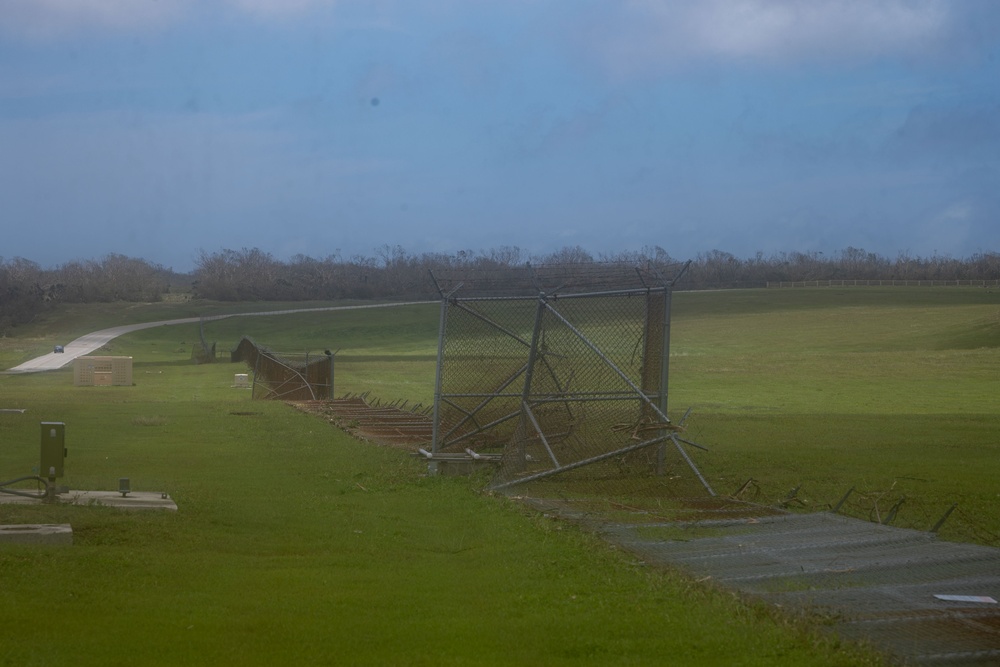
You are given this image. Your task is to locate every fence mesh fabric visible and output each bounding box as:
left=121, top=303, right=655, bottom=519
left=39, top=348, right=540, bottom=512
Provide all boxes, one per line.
left=232, top=337, right=332, bottom=401
left=432, top=268, right=711, bottom=499
left=591, top=508, right=1000, bottom=665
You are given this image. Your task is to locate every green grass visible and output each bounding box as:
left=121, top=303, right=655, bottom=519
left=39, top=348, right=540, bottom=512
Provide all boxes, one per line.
left=3, top=285, right=997, bottom=665
left=0, top=366, right=874, bottom=666
left=662, top=287, right=1000, bottom=544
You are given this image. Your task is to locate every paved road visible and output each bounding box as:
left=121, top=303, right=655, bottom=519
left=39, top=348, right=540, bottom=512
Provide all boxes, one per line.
left=7, top=317, right=206, bottom=373
left=6, top=301, right=436, bottom=374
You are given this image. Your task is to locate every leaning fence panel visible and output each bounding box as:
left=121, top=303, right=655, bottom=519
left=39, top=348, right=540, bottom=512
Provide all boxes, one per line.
left=429, top=263, right=710, bottom=500
left=232, top=336, right=333, bottom=401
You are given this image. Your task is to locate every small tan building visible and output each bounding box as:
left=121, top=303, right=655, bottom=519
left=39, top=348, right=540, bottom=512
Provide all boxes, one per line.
left=74, top=356, right=133, bottom=387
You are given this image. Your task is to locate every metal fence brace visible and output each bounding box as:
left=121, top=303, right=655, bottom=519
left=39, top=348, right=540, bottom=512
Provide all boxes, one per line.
left=427, top=262, right=713, bottom=497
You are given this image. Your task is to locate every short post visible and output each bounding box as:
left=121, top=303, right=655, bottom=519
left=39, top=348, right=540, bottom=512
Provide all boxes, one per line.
left=41, top=422, right=66, bottom=502
left=931, top=503, right=958, bottom=533
left=44, top=467, right=57, bottom=503
left=883, top=497, right=906, bottom=525
left=831, top=486, right=854, bottom=514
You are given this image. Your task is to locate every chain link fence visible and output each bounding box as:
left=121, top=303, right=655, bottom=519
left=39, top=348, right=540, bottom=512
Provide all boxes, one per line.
left=231, top=336, right=333, bottom=400
left=428, top=263, right=713, bottom=499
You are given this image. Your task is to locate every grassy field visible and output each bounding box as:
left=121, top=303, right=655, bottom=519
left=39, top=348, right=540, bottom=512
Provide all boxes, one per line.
left=668, top=287, right=1000, bottom=545
left=1, top=286, right=996, bottom=665
left=194, top=287, right=1000, bottom=543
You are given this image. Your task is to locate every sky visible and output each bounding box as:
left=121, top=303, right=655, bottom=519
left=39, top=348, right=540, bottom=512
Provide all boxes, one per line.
left=1, top=0, right=998, bottom=272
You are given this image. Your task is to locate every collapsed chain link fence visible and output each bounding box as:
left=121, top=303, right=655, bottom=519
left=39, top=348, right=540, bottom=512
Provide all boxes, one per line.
left=428, top=263, right=713, bottom=500
left=231, top=336, right=333, bottom=400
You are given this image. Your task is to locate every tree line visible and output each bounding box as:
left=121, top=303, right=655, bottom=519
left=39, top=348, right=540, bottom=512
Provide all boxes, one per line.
left=0, top=254, right=172, bottom=334
left=189, top=245, right=1000, bottom=300
left=2, top=245, right=998, bottom=334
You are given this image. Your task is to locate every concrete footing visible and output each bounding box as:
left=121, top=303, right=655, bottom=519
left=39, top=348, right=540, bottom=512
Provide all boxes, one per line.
left=0, top=524, right=72, bottom=545
left=0, top=490, right=177, bottom=511
left=417, top=451, right=502, bottom=476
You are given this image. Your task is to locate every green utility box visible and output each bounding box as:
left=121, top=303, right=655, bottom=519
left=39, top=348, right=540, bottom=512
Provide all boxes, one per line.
left=40, top=422, right=67, bottom=478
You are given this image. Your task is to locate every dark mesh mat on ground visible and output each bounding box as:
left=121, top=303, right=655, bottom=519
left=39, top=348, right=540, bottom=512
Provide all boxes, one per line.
left=524, top=497, right=1000, bottom=666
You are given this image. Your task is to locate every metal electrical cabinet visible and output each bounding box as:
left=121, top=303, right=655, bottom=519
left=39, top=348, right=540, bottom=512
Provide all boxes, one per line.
left=40, top=422, right=67, bottom=478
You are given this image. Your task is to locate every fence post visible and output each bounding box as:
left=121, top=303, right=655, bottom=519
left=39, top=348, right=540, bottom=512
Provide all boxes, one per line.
left=431, top=297, right=449, bottom=455
left=656, top=286, right=672, bottom=475
left=328, top=351, right=335, bottom=399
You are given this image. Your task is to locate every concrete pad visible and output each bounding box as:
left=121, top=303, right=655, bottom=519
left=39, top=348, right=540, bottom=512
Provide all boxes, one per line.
left=0, top=490, right=177, bottom=511
left=0, top=524, right=72, bottom=545
left=68, top=490, right=178, bottom=510
left=416, top=451, right=502, bottom=476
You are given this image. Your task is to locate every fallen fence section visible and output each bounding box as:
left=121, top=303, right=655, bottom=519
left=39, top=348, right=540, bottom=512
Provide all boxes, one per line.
left=232, top=337, right=333, bottom=400
left=293, top=397, right=433, bottom=448
left=525, top=497, right=1000, bottom=666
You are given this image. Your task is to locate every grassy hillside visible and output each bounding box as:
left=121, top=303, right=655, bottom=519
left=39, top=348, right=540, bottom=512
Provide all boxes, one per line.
left=191, top=287, right=999, bottom=545
left=2, top=286, right=996, bottom=665
left=666, top=288, right=1000, bottom=545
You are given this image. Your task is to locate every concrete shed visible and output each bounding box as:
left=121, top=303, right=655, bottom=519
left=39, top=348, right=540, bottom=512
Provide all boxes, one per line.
left=74, top=356, right=133, bottom=386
